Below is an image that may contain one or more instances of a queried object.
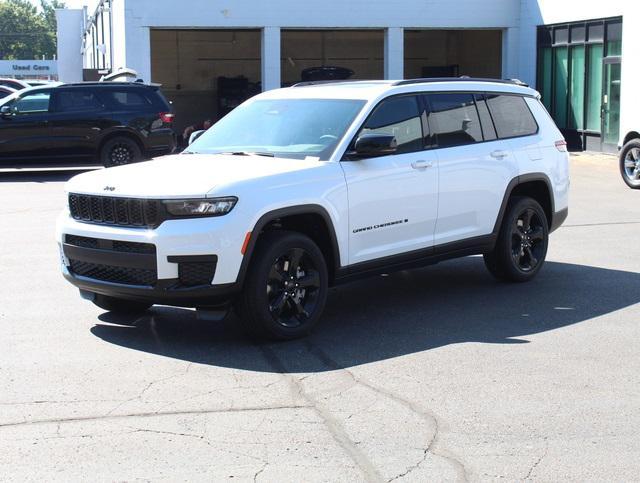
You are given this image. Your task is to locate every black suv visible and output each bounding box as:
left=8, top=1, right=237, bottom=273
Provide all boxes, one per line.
left=0, top=82, right=176, bottom=166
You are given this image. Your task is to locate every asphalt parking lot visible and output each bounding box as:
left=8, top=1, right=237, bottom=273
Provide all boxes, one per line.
left=1, top=153, right=639, bottom=482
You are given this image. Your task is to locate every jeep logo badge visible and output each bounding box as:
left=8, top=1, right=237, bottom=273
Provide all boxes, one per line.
left=103, top=186, right=116, bottom=192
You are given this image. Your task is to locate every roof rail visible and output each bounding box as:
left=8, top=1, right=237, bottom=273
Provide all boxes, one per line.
left=393, top=77, right=529, bottom=87
left=291, top=79, right=370, bottom=88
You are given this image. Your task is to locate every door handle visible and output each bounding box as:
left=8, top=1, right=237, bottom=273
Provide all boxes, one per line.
left=411, top=160, right=433, bottom=170
left=490, top=150, right=508, bottom=159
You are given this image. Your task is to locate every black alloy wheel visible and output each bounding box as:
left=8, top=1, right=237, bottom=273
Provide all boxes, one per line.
left=235, top=231, right=328, bottom=340
left=101, top=136, right=142, bottom=167
left=266, top=248, right=322, bottom=328
left=109, top=142, right=135, bottom=166
left=484, top=196, right=549, bottom=282
left=510, top=207, right=545, bottom=273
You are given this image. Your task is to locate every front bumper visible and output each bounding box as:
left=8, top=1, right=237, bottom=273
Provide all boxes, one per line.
left=57, top=210, right=246, bottom=307
left=62, top=270, right=238, bottom=307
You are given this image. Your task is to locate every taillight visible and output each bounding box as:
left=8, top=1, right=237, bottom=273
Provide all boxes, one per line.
left=159, top=112, right=174, bottom=124
left=555, top=140, right=567, bottom=152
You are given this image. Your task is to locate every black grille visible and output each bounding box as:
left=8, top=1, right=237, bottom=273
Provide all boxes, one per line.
left=65, top=235, right=156, bottom=255
left=68, top=194, right=163, bottom=228
left=69, top=260, right=157, bottom=286
left=178, top=262, right=217, bottom=287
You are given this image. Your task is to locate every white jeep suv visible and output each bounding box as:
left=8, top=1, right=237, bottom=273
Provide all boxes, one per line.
left=56, top=78, right=569, bottom=339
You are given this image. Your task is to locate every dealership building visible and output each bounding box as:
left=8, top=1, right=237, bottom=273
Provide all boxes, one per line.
left=55, top=0, right=636, bottom=152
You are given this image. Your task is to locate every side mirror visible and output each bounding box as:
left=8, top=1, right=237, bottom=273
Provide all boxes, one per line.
left=189, top=130, right=205, bottom=145
left=0, top=105, right=13, bottom=118
left=351, top=133, right=398, bottom=158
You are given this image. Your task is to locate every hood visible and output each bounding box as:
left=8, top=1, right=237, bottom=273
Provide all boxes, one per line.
left=65, top=153, right=323, bottom=198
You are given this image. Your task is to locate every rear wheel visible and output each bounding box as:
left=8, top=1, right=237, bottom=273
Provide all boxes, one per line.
left=92, top=294, right=152, bottom=314
left=101, top=136, right=142, bottom=167
left=619, top=139, right=640, bottom=189
left=235, top=231, right=328, bottom=340
left=484, top=196, right=549, bottom=282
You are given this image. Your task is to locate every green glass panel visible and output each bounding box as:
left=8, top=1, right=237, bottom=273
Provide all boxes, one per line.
left=569, top=45, right=585, bottom=130
left=553, top=47, right=568, bottom=128
left=607, top=40, right=622, bottom=56
left=537, top=47, right=552, bottom=111
left=603, top=62, right=621, bottom=145
left=586, top=44, right=603, bottom=131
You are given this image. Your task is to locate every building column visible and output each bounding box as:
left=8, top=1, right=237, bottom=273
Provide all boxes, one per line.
left=55, top=8, right=84, bottom=82
left=502, top=27, right=520, bottom=82
left=384, top=27, right=404, bottom=80
left=262, top=27, right=281, bottom=91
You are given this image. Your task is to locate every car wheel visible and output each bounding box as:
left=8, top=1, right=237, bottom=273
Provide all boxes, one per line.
left=235, top=230, right=328, bottom=340
left=101, top=136, right=142, bottom=167
left=619, top=139, right=640, bottom=189
left=92, top=294, right=152, bottom=314
left=484, top=196, right=549, bottom=282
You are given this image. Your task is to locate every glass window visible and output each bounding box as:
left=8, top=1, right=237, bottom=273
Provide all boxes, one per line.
left=100, top=90, right=150, bottom=110
left=427, top=93, right=483, bottom=148
left=553, top=46, right=569, bottom=128
left=474, top=95, right=497, bottom=141
left=606, top=21, right=622, bottom=56
left=188, top=98, right=366, bottom=161
left=537, top=47, right=553, bottom=112
left=486, top=94, right=538, bottom=138
left=554, top=27, right=569, bottom=45
left=360, top=96, right=423, bottom=154
left=587, top=23, right=604, bottom=42
left=569, top=45, right=585, bottom=130
left=14, top=91, right=51, bottom=114
left=55, top=90, right=104, bottom=113
left=586, top=44, right=603, bottom=131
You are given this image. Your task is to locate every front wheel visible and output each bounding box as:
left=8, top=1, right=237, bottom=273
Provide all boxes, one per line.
left=484, top=196, right=549, bottom=282
left=619, top=139, right=640, bottom=189
left=235, top=231, right=328, bottom=340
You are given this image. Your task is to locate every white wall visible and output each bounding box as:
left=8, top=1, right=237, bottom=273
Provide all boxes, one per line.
left=114, top=0, right=521, bottom=84
left=55, top=8, right=84, bottom=83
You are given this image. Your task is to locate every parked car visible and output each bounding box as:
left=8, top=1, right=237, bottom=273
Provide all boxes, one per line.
left=0, top=85, right=16, bottom=100
left=0, top=82, right=176, bottom=166
left=0, top=78, right=30, bottom=91
left=618, top=134, right=640, bottom=189
left=56, top=78, right=569, bottom=340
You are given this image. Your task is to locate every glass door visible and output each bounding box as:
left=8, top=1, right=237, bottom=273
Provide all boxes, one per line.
left=602, top=57, right=621, bottom=150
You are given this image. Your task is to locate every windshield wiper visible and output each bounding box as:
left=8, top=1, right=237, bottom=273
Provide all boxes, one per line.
left=218, top=151, right=275, bottom=158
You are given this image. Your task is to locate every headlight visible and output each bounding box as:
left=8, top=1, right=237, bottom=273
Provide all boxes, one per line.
left=163, top=197, right=238, bottom=217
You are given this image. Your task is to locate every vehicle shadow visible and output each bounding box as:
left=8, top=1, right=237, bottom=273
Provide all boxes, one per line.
left=0, top=170, right=90, bottom=183
left=91, top=258, right=640, bottom=373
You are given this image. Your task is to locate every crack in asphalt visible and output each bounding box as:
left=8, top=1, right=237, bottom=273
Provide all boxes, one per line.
left=258, top=344, right=385, bottom=483
left=0, top=404, right=312, bottom=429
left=523, top=438, right=548, bottom=480
left=302, top=340, right=470, bottom=483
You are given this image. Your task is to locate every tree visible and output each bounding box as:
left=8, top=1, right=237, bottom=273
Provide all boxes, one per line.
left=0, top=0, right=66, bottom=60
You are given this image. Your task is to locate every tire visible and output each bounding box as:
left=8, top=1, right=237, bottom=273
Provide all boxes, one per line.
left=484, top=196, right=549, bottom=282
left=92, top=294, right=152, bottom=314
left=235, top=230, right=329, bottom=340
left=101, top=136, right=142, bottom=167
left=619, top=139, right=640, bottom=189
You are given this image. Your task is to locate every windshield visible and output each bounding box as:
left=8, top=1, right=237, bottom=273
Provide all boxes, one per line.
left=186, top=98, right=366, bottom=160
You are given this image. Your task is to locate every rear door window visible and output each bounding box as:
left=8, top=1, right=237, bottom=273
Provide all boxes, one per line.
left=485, top=94, right=538, bottom=139
left=474, top=94, right=498, bottom=141
left=359, top=95, right=424, bottom=154
left=426, top=93, right=483, bottom=148
left=54, top=90, right=104, bottom=113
